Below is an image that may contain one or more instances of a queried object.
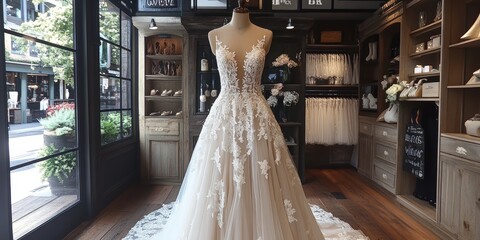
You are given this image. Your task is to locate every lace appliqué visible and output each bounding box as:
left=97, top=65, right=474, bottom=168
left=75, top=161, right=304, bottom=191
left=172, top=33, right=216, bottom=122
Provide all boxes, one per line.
left=207, top=180, right=226, bottom=228
left=212, top=148, right=221, bottom=173
left=284, top=199, right=298, bottom=223
left=258, top=160, right=271, bottom=180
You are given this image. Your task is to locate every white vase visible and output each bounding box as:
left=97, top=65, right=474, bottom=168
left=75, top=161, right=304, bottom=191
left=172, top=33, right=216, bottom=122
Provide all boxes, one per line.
left=384, top=102, right=399, bottom=123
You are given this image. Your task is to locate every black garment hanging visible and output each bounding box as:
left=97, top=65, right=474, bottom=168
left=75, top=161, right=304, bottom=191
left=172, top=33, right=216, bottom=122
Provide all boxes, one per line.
left=408, top=103, right=438, bottom=206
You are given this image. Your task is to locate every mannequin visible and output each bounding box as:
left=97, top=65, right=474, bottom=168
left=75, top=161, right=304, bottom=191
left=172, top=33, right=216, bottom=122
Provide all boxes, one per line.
left=208, top=0, right=272, bottom=80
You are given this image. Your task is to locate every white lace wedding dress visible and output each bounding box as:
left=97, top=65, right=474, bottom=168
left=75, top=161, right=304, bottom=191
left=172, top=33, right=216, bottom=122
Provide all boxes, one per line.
left=124, top=36, right=368, bottom=240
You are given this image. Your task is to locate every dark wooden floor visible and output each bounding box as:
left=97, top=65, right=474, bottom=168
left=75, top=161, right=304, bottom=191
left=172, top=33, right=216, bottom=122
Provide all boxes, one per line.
left=65, top=168, right=440, bottom=240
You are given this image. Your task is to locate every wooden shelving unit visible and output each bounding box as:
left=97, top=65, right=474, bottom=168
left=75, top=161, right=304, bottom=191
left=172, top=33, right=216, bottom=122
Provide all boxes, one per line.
left=410, top=47, right=441, bottom=59
left=399, top=97, right=439, bottom=102
left=449, top=38, right=480, bottom=48
left=410, top=20, right=442, bottom=37
left=145, top=75, right=182, bottom=81
left=408, top=72, right=440, bottom=78
left=447, top=84, right=480, bottom=89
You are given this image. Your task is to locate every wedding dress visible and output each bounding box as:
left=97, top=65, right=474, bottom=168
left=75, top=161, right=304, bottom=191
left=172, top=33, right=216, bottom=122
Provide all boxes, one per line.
left=125, top=36, right=368, bottom=240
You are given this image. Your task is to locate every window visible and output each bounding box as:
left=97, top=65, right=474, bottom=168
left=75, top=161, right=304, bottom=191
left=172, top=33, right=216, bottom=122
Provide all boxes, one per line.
left=99, top=0, right=132, bottom=145
left=3, top=0, right=78, bottom=238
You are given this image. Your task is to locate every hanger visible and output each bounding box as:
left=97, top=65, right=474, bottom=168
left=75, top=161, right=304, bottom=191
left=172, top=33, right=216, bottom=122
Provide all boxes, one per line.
left=234, top=0, right=249, bottom=13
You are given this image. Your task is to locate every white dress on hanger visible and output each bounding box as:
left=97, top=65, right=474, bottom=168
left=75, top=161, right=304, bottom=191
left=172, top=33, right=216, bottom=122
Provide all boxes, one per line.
left=124, top=36, right=368, bottom=240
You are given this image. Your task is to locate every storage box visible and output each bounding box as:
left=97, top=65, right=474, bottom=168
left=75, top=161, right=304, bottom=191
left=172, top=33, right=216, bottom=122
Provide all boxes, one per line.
left=422, top=82, right=439, bottom=97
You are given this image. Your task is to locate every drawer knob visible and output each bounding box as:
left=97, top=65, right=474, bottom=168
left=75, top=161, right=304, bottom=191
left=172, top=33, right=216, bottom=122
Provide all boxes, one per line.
left=456, top=146, right=468, bottom=156
left=382, top=173, right=388, bottom=179
left=384, top=150, right=389, bottom=156
left=155, top=127, right=165, bottom=132
left=382, top=131, right=388, bottom=136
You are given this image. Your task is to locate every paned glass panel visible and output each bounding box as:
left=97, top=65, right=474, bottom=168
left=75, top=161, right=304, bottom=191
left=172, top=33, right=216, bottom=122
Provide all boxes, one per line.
left=122, top=110, right=132, bottom=138
left=121, top=49, right=131, bottom=78
left=99, top=0, right=120, bottom=45
left=11, top=153, right=79, bottom=239
left=100, top=77, right=120, bottom=110
left=121, top=79, right=131, bottom=109
left=99, top=40, right=120, bottom=77
left=4, top=0, right=73, bottom=48
left=121, top=12, right=131, bottom=49
left=101, top=111, right=122, bottom=145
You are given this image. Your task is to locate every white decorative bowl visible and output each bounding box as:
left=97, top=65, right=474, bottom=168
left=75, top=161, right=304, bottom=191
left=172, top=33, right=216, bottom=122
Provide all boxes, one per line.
left=465, top=120, right=480, bottom=137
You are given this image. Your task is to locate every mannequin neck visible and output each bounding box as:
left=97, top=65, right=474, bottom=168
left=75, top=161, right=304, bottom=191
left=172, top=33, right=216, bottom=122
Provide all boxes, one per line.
left=229, top=11, right=251, bottom=29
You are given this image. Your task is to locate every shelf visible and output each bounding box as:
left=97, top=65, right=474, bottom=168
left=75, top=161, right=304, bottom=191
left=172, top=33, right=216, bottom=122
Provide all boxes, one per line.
left=397, top=195, right=436, bottom=222
left=449, top=38, right=480, bottom=48
left=406, top=0, right=429, bottom=9
left=447, top=84, right=480, bottom=89
left=360, top=108, right=377, bottom=112
left=146, top=54, right=182, bottom=61
left=410, top=47, right=441, bottom=59
left=145, top=75, right=182, bottom=81
left=286, top=143, right=298, bottom=146
left=410, top=20, right=442, bottom=37
left=306, top=84, right=358, bottom=88
left=145, top=115, right=182, bottom=119
left=263, top=84, right=302, bottom=88
left=197, top=70, right=218, bottom=74
left=399, top=97, right=439, bottom=102
left=441, top=133, right=480, bottom=145
left=306, top=44, right=358, bottom=52
left=145, top=96, right=182, bottom=101
left=279, top=122, right=302, bottom=126
left=408, top=72, right=440, bottom=78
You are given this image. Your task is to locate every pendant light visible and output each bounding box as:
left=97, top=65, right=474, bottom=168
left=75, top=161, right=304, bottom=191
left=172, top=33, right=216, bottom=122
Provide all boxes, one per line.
left=149, top=18, right=158, bottom=30
left=286, top=18, right=294, bottom=30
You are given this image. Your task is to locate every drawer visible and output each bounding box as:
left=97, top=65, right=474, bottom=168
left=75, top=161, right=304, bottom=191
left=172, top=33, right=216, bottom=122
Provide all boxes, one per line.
left=375, top=125, right=398, bottom=143
left=441, top=136, right=480, bottom=163
left=145, top=119, right=180, bottom=136
left=373, top=162, right=396, bottom=190
left=375, top=142, right=397, bottom=165
left=359, top=122, right=373, bottom=136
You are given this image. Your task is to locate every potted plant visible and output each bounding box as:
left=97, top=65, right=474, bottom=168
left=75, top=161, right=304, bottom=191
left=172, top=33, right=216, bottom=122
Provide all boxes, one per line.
left=265, top=83, right=299, bottom=123
left=39, top=102, right=76, bottom=149
left=267, top=54, right=298, bottom=83
left=38, top=103, right=76, bottom=195
left=39, top=145, right=77, bottom=195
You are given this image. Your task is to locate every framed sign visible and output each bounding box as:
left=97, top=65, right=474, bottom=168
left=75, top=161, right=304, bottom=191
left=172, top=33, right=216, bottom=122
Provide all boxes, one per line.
left=320, top=31, right=342, bottom=43
left=403, top=120, right=425, bottom=179
left=333, top=0, right=385, bottom=9
left=192, top=0, right=227, bottom=9
left=144, top=0, right=178, bottom=8
left=302, top=0, right=331, bottom=10
left=138, top=0, right=181, bottom=11
left=272, top=0, right=298, bottom=10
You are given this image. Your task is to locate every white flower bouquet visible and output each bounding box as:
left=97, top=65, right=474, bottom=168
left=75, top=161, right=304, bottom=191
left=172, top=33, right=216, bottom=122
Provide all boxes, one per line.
left=272, top=54, right=298, bottom=68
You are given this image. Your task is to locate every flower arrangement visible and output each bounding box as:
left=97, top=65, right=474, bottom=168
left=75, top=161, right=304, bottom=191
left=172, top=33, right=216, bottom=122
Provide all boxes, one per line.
left=382, top=74, right=406, bottom=103
left=265, top=83, right=299, bottom=108
left=40, top=102, right=76, bottom=136
left=272, top=54, right=298, bottom=68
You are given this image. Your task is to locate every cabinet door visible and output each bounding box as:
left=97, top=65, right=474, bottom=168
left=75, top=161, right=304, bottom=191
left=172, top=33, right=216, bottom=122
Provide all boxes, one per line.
left=147, top=136, right=181, bottom=181
left=439, top=155, right=461, bottom=236
left=358, top=133, right=373, bottom=178
left=458, top=167, right=480, bottom=240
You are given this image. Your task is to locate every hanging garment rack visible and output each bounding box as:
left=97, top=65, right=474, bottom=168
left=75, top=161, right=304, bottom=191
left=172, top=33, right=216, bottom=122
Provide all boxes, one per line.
left=305, top=85, right=358, bottom=98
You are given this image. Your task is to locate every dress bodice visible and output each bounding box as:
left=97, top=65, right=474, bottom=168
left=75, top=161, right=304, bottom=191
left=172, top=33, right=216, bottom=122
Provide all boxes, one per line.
left=215, top=36, right=266, bottom=94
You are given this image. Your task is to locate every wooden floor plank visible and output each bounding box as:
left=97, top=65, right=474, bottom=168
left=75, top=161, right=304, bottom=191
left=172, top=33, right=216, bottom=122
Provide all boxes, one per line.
left=68, top=168, right=440, bottom=240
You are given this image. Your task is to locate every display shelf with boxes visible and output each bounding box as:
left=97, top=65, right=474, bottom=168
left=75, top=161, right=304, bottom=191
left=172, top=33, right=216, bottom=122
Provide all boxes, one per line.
left=133, top=16, right=188, bottom=185
left=439, top=2, right=480, bottom=237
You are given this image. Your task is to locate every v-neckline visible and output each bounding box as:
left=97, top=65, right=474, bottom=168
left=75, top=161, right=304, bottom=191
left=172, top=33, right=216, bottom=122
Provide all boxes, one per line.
left=215, top=36, right=266, bottom=82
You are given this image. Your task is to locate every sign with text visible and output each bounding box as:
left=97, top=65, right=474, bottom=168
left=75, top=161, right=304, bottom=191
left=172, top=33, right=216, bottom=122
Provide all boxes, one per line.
left=302, top=0, right=331, bottom=9
left=403, top=122, right=425, bottom=179
left=144, top=0, right=177, bottom=8
left=272, top=0, right=298, bottom=10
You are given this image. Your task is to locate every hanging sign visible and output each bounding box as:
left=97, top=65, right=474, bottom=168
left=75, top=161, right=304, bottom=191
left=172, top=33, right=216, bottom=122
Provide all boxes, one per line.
left=403, top=119, right=425, bottom=179
left=302, top=0, right=331, bottom=9
left=144, top=0, right=177, bottom=8
left=272, top=0, right=298, bottom=10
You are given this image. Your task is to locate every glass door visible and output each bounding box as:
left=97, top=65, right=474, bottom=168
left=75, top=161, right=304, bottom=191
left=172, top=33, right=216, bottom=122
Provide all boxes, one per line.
left=2, top=0, right=82, bottom=239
